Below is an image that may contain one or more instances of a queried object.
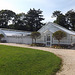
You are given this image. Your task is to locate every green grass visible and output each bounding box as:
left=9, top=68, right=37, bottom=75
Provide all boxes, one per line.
left=0, top=45, right=61, bottom=75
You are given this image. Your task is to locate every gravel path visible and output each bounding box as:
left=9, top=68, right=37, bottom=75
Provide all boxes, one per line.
left=0, top=43, right=75, bottom=75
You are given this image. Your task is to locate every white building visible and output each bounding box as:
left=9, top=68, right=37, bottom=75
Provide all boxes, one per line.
left=37, top=22, right=75, bottom=46
left=0, top=22, right=75, bottom=46
left=0, top=29, right=32, bottom=44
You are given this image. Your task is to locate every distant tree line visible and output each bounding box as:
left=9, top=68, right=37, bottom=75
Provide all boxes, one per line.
left=0, top=9, right=75, bottom=31
left=52, top=9, right=75, bottom=31
left=0, top=8, right=45, bottom=31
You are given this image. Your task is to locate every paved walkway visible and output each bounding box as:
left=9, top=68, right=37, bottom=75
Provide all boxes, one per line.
left=0, top=43, right=75, bottom=75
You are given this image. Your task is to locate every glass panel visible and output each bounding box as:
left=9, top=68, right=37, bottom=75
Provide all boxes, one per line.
left=47, top=35, right=50, bottom=41
left=47, top=42, right=50, bottom=45
left=44, top=36, right=46, bottom=42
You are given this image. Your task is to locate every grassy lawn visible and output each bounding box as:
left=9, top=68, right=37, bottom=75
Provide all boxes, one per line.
left=0, top=45, right=61, bottom=75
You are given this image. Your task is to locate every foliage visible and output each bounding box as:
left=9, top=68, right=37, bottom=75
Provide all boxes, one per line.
left=31, top=31, right=41, bottom=43
left=51, top=44, right=72, bottom=49
left=52, top=10, right=62, bottom=17
left=0, top=34, right=4, bottom=42
left=25, top=8, right=44, bottom=31
left=0, top=10, right=16, bottom=28
left=14, top=13, right=27, bottom=30
left=14, top=8, right=44, bottom=31
left=65, top=9, right=75, bottom=31
left=51, top=45, right=63, bottom=49
left=52, top=9, right=75, bottom=31
left=53, top=30, right=66, bottom=45
left=8, top=24, right=15, bottom=29
left=0, top=45, right=62, bottom=75
left=0, top=9, right=44, bottom=31
left=30, top=43, right=45, bottom=47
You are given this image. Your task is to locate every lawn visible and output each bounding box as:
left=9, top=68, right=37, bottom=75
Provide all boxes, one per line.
left=0, top=45, right=61, bottom=75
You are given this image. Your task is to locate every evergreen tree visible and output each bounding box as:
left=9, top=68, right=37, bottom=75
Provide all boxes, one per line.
left=52, top=9, right=75, bottom=31
left=65, top=9, right=75, bottom=31
left=14, top=13, right=27, bottom=30
left=52, top=11, right=69, bottom=29
left=25, top=8, right=44, bottom=31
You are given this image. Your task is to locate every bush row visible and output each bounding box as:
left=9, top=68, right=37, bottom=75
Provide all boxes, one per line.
left=51, top=44, right=72, bottom=49
left=30, top=43, right=45, bottom=47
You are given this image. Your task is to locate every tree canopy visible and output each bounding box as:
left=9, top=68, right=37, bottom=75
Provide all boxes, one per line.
left=53, top=30, right=66, bottom=45
left=0, top=9, right=75, bottom=32
left=0, top=10, right=16, bottom=28
left=25, top=8, right=44, bottom=31
left=52, top=9, right=75, bottom=31
left=31, top=31, right=41, bottom=43
left=0, top=9, right=44, bottom=31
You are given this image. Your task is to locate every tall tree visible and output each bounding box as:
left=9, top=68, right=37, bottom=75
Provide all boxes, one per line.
left=52, top=11, right=69, bottom=29
left=14, top=13, right=27, bottom=30
left=52, top=9, right=75, bottom=31
left=65, top=9, right=75, bottom=31
left=26, top=8, right=44, bottom=31
left=52, top=11, right=61, bottom=17
left=0, top=10, right=16, bottom=28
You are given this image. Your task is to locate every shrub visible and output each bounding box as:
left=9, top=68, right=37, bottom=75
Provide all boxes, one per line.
left=1, top=40, right=7, bottom=43
left=30, top=43, right=45, bottom=47
left=53, top=30, right=66, bottom=45
left=51, top=44, right=71, bottom=49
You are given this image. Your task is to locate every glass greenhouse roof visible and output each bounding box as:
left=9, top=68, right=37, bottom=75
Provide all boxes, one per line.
left=1, top=29, right=31, bottom=36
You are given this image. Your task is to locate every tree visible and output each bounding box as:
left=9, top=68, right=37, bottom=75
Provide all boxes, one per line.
left=56, top=14, right=68, bottom=29
left=31, top=32, right=41, bottom=43
left=53, top=30, right=66, bottom=45
left=52, top=11, right=69, bottom=29
left=25, top=8, right=44, bottom=31
left=14, top=13, right=27, bottom=30
left=0, top=34, right=4, bottom=42
left=65, top=9, right=75, bottom=31
left=52, top=10, right=62, bottom=17
left=0, top=10, right=16, bottom=28
left=52, top=9, right=75, bottom=31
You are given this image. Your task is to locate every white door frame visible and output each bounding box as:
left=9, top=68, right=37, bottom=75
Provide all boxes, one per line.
left=46, top=34, right=51, bottom=46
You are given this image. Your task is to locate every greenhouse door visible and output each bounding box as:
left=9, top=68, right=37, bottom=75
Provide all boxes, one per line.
left=46, top=35, right=50, bottom=46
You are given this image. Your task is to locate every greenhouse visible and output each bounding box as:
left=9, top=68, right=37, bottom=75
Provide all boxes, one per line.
left=0, top=29, right=32, bottom=44
left=0, top=22, right=75, bottom=46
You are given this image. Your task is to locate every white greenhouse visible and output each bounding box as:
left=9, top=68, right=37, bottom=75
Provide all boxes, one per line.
left=0, top=29, right=32, bottom=44
left=0, top=22, right=75, bottom=46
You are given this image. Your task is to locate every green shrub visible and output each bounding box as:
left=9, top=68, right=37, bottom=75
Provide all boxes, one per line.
left=30, top=43, right=45, bottom=47
left=51, top=44, right=71, bottom=49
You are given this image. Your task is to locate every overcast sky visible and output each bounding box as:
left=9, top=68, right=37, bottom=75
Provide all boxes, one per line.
left=0, top=0, right=75, bottom=22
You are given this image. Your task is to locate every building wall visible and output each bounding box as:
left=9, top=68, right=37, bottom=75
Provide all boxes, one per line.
left=6, top=32, right=75, bottom=46
left=38, top=22, right=75, bottom=46
left=52, top=34, right=72, bottom=45
left=7, top=36, right=32, bottom=44
left=37, top=30, right=74, bottom=46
